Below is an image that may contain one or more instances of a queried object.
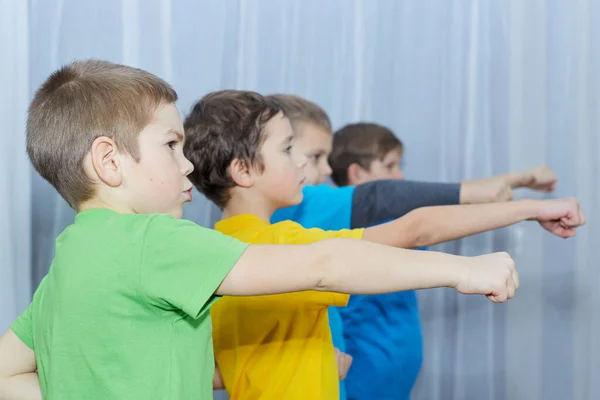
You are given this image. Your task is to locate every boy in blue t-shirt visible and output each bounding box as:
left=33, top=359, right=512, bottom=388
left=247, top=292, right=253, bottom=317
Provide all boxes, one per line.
left=270, top=94, right=560, bottom=400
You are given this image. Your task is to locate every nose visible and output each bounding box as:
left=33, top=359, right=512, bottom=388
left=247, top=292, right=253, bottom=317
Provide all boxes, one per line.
left=322, top=162, right=332, bottom=177
left=297, top=152, right=308, bottom=169
left=181, top=156, right=194, bottom=176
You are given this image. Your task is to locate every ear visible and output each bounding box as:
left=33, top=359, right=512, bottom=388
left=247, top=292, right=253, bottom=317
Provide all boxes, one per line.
left=229, top=158, right=254, bottom=188
left=347, top=163, right=368, bottom=186
left=89, top=136, right=123, bottom=187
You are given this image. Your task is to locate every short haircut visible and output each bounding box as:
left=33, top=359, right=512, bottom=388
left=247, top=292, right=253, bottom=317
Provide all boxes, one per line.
left=329, top=123, right=403, bottom=186
left=265, top=94, right=331, bottom=133
left=183, top=90, right=283, bottom=209
left=27, top=59, right=177, bottom=208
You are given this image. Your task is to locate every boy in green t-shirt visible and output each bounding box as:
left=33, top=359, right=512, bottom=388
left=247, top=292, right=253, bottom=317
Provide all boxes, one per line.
left=0, top=60, right=556, bottom=399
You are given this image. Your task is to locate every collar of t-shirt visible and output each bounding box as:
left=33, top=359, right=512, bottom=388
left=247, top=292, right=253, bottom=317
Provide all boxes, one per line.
left=214, top=214, right=268, bottom=235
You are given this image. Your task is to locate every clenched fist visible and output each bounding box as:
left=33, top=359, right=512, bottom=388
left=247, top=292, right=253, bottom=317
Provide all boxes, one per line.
left=454, top=252, right=519, bottom=303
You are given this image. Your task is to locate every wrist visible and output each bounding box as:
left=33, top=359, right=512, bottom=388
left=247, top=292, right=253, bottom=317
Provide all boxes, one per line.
left=430, top=251, right=469, bottom=288
left=505, top=171, right=533, bottom=189
left=513, top=199, right=540, bottom=221
left=458, top=181, right=475, bottom=204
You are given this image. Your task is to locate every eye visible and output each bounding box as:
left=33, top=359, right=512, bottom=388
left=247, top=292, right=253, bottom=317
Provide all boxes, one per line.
left=311, top=154, right=321, bottom=162
left=167, top=140, right=178, bottom=150
left=284, top=145, right=293, bottom=154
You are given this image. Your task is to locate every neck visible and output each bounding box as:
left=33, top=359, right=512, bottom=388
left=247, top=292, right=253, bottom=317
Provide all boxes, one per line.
left=78, top=195, right=133, bottom=214
left=222, top=191, right=276, bottom=223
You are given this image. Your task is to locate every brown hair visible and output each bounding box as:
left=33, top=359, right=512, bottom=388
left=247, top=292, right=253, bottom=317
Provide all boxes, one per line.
left=265, top=94, right=331, bottom=133
left=26, top=59, right=177, bottom=209
left=184, top=90, right=283, bottom=209
left=329, top=123, right=403, bottom=186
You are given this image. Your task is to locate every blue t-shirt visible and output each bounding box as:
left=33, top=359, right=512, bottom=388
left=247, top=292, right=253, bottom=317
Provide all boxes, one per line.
left=272, top=184, right=424, bottom=400
left=273, top=184, right=354, bottom=400
left=339, top=274, right=424, bottom=400
left=272, top=184, right=354, bottom=231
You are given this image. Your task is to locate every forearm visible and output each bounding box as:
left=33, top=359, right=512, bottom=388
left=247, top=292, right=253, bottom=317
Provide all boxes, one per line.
left=368, top=199, right=539, bottom=248
left=0, top=373, right=41, bottom=400
left=219, top=240, right=463, bottom=296
left=351, top=180, right=461, bottom=228
left=314, top=239, right=462, bottom=294
left=464, top=172, right=529, bottom=189
left=501, top=171, right=535, bottom=188
left=459, top=169, right=541, bottom=204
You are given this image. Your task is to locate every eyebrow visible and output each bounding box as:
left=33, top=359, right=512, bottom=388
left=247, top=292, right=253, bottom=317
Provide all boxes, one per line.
left=282, top=134, right=293, bottom=145
left=166, top=129, right=184, bottom=142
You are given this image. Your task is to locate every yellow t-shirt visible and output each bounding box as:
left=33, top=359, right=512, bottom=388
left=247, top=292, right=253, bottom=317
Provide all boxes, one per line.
left=212, top=214, right=364, bottom=400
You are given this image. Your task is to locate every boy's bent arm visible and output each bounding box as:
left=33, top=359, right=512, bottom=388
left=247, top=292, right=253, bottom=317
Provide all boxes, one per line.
left=216, top=240, right=518, bottom=302
left=0, top=329, right=41, bottom=400
left=500, top=164, right=557, bottom=192
left=349, top=165, right=558, bottom=229
left=363, top=198, right=584, bottom=249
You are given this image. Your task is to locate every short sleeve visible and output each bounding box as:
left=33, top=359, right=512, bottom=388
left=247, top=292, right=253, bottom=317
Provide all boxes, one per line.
left=11, top=304, right=34, bottom=350
left=141, top=215, right=249, bottom=319
left=10, top=278, right=47, bottom=350
left=271, top=220, right=364, bottom=244
left=272, top=184, right=355, bottom=230
left=351, top=180, right=461, bottom=228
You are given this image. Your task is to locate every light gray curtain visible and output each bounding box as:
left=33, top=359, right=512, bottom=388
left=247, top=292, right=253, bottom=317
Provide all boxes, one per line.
left=1, top=1, right=598, bottom=399
left=0, top=0, right=32, bottom=334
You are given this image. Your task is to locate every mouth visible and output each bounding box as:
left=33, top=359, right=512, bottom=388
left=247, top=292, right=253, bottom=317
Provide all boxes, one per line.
left=300, top=177, right=306, bottom=185
left=183, top=188, right=193, bottom=201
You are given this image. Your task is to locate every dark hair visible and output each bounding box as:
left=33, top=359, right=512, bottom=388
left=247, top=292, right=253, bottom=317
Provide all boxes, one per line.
left=27, top=59, right=177, bottom=209
left=184, top=90, right=283, bottom=209
left=329, top=123, right=403, bottom=186
left=265, top=94, right=331, bottom=133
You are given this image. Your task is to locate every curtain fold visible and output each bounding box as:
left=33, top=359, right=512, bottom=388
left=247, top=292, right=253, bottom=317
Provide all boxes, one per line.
left=0, top=0, right=31, bottom=332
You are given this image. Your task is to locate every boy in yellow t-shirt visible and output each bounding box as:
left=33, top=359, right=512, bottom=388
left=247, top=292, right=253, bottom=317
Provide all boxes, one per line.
left=182, top=90, right=583, bottom=400
left=212, top=216, right=361, bottom=399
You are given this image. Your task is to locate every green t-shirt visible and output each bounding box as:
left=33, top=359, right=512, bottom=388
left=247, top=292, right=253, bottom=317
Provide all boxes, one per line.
left=10, top=209, right=248, bottom=400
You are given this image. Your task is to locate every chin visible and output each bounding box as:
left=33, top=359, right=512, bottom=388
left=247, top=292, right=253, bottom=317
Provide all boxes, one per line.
left=292, top=191, right=304, bottom=205
left=279, top=195, right=303, bottom=209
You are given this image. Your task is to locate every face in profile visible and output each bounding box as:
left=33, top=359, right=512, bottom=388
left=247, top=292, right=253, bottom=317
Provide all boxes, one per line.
left=251, top=113, right=308, bottom=209
left=119, top=103, right=194, bottom=218
left=349, top=147, right=404, bottom=186
left=292, top=121, right=333, bottom=185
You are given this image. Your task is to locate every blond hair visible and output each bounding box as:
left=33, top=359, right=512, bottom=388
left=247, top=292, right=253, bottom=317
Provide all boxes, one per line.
left=265, top=94, right=331, bottom=133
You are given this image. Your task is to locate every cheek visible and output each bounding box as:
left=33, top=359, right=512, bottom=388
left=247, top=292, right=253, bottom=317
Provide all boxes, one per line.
left=142, top=156, right=180, bottom=190
left=370, top=169, right=390, bottom=181
left=281, top=164, right=301, bottom=184
left=304, top=164, right=317, bottom=176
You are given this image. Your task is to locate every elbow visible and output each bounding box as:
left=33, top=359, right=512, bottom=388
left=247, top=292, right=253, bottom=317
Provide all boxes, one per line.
left=412, top=232, right=434, bottom=249
left=410, top=219, right=434, bottom=248
left=392, top=210, right=432, bottom=249
left=310, top=239, right=345, bottom=292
